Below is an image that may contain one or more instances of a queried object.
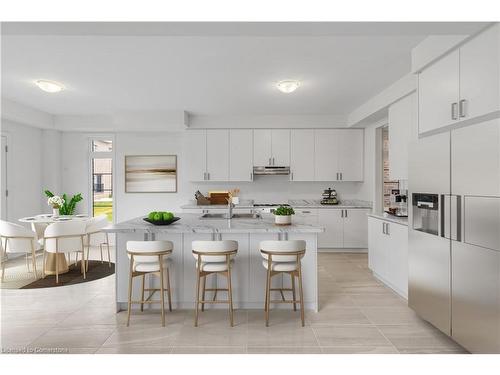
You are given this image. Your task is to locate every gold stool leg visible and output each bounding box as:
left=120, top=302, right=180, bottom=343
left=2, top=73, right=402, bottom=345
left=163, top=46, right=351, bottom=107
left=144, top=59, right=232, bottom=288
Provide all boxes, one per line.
left=194, top=259, right=201, bottom=327
left=126, top=257, right=134, bottom=327
left=166, top=267, right=172, bottom=312
left=159, top=256, right=165, bottom=327
left=201, top=274, right=206, bottom=312
left=298, top=263, right=305, bottom=327
left=227, top=268, right=234, bottom=327
left=265, top=258, right=272, bottom=327
left=291, top=273, right=297, bottom=311
left=140, top=274, right=146, bottom=312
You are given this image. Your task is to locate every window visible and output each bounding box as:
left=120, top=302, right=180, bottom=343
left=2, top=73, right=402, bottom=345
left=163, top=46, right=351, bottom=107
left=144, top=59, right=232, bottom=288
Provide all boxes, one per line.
left=90, top=139, right=113, bottom=222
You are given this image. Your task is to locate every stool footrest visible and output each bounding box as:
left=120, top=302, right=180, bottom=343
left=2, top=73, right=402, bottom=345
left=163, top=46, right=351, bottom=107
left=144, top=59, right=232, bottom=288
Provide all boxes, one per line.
left=199, top=300, right=230, bottom=304
left=270, top=299, right=302, bottom=304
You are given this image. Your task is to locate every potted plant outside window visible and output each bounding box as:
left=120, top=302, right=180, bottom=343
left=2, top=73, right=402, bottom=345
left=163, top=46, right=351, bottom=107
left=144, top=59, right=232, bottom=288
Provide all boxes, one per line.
left=273, top=205, right=295, bottom=225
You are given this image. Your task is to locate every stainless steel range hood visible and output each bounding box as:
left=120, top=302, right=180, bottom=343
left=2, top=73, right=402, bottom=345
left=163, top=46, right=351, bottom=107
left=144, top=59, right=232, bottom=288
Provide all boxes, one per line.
left=253, top=166, right=290, bottom=176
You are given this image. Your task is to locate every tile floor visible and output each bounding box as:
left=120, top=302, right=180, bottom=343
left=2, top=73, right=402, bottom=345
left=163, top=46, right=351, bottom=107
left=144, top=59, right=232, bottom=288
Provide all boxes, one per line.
left=0, top=251, right=467, bottom=354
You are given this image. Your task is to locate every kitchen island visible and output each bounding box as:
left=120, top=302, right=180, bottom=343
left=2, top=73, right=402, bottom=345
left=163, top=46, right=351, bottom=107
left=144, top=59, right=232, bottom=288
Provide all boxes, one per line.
left=104, top=213, right=324, bottom=312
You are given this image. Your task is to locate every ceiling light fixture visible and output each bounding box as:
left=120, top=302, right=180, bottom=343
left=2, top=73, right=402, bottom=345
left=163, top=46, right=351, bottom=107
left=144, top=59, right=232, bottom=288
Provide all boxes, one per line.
left=35, top=79, right=65, bottom=93
left=276, top=80, right=300, bottom=94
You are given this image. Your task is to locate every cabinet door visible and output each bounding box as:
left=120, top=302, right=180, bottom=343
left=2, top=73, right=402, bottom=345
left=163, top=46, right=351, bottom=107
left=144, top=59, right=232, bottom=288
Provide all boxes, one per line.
left=418, top=49, right=460, bottom=134
left=389, top=94, right=414, bottom=180
left=314, top=129, right=338, bottom=181
left=185, top=130, right=206, bottom=182
left=452, top=119, right=500, bottom=197
left=293, top=209, right=318, bottom=225
left=290, top=129, right=314, bottom=181
left=337, top=129, right=364, bottom=181
left=253, top=129, right=272, bottom=166
left=460, top=24, right=500, bottom=120
left=343, top=209, right=370, bottom=248
left=317, top=209, right=343, bottom=248
left=387, top=222, right=409, bottom=298
left=271, top=129, right=290, bottom=166
left=206, top=129, right=229, bottom=181
left=368, top=217, right=388, bottom=279
left=229, top=129, right=253, bottom=181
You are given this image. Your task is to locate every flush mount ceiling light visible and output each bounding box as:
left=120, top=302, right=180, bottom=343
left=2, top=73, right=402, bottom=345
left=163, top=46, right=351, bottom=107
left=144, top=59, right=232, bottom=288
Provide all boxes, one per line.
left=35, top=79, right=65, bottom=93
left=276, top=80, right=300, bottom=94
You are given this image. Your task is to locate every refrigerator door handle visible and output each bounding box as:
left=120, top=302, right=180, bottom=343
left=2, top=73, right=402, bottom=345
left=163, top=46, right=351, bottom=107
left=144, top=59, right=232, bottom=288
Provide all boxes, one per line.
left=451, top=195, right=461, bottom=242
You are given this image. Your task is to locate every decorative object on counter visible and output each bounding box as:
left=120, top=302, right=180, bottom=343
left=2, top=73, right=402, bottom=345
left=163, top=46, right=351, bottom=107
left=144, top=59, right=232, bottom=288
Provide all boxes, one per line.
left=195, top=190, right=211, bottom=205
left=273, top=205, right=295, bottom=225
left=144, top=211, right=180, bottom=225
left=125, top=155, right=177, bottom=193
left=320, top=187, right=339, bottom=205
left=45, top=190, right=83, bottom=216
left=229, top=188, right=240, bottom=204
left=208, top=191, right=230, bottom=205
left=385, top=193, right=408, bottom=217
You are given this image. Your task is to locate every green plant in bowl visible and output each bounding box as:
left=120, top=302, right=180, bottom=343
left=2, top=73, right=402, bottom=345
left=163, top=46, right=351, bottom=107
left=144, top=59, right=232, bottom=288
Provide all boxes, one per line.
left=274, top=206, right=295, bottom=216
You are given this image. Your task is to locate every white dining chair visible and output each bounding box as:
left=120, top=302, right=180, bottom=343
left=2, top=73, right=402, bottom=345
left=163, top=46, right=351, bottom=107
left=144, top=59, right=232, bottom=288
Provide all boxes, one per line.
left=83, top=215, right=111, bottom=270
left=0, top=220, right=43, bottom=281
left=44, top=221, right=87, bottom=284
left=260, top=240, right=306, bottom=327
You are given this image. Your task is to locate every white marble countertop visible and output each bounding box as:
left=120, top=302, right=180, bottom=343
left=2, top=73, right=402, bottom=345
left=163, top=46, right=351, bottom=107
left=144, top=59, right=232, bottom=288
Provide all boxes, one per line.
left=368, top=212, right=408, bottom=226
left=104, top=213, right=325, bottom=234
left=181, top=199, right=372, bottom=210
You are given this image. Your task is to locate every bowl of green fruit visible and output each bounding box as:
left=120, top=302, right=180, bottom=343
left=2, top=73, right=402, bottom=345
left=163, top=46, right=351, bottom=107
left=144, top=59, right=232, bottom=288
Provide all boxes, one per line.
left=143, top=211, right=180, bottom=225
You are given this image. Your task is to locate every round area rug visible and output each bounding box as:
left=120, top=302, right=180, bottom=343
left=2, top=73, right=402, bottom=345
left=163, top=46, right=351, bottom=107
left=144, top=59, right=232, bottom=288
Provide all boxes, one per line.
left=20, top=260, right=115, bottom=289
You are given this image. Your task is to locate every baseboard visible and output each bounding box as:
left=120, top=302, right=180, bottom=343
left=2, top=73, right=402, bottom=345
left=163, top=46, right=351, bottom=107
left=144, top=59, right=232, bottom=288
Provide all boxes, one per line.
left=318, top=248, right=368, bottom=253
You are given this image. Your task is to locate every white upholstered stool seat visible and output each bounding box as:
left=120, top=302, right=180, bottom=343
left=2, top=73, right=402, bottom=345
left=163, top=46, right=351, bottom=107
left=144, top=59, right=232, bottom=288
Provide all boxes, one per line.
left=126, top=240, right=174, bottom=327
left=83, top=215, right=111, bottom=270
left=192, top=240, right=238, bottom=327
left=262, top=260, right=297, bottom=272
left=260, top=240, right=306, bottom=327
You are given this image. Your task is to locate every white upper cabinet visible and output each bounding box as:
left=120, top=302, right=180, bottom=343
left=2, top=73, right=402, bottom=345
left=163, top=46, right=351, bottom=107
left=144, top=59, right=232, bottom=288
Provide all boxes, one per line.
left=418, top=50, right=460, bottom=134
left=337, top=129, right=364, bottom=181
left=185, top=130, right=207, bottom=182
left=315, top=129, right=363, bottom=181
left=229, top=129, right=253, bottom=181
left=253, top=129, right=290, bottom=166
left=206, top=129, right=229, bottom=181
left=253, top=129, right=273, bottom=166
left=459, top=24, right=500, bottom=120
left=314, top=129, right=338, bottom=181
left=290, top=129, right=314, bottom=181
left=389, top=93, right=415, bottom=180
left=271, top=129, right=290, bottom=166
left=418, top=24, right=499, bottom=135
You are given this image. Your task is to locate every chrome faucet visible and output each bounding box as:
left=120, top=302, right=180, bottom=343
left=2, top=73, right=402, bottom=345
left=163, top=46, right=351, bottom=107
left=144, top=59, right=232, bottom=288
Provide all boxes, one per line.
left=227, top=198, right=234, bottom=219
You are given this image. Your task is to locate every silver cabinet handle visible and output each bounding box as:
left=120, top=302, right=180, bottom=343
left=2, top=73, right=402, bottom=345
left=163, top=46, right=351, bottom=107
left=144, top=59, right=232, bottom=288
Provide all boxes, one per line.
left=290, top=172, right=294, bottom=181
left=451, top=102, right=458, bottom=120
left=344, top=209, right=348, bottom=218
left=268, top=157, right=271, bottom=165
left=272, top=157, right=275, bottom=165
left=207, top=172, right=210, bottom=180
left=341, top=209, right=344, bottom=218
left=386, top=223, right=390, bottom=236
left=302, top=210, right=311, bottom=213
left=250, top=173, right=253, bottom=180
left=203, top=172, right=206, bottom=180
left=340, top=172, right=343, bottom=181
left=382, top=222, right=386, bottom=234
left=336, top=172, right=339, bottom=180
left=459, top=99, right=467, bottom=118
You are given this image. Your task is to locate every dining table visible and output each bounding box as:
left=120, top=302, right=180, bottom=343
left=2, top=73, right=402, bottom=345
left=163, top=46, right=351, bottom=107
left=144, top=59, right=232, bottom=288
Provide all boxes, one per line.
left=18, top=214, right=89, bottom=276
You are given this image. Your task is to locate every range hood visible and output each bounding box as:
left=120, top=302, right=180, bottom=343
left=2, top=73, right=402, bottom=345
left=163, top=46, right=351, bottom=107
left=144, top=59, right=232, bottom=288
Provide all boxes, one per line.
left=253, top=166, right=290, bottom=176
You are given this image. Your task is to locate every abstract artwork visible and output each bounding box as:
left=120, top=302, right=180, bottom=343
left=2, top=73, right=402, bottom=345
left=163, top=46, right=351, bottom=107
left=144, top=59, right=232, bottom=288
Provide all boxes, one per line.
left=125, top=155, right=177, bottom=193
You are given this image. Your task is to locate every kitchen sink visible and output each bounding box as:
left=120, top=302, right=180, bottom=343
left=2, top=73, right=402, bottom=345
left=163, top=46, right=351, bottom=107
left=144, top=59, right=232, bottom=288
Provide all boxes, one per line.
left=199, top=213, right=261, bottom=220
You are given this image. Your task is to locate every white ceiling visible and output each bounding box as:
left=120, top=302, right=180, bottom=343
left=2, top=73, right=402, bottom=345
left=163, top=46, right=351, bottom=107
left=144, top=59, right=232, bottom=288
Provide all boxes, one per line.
left=1, top=22, right=488, bottom=117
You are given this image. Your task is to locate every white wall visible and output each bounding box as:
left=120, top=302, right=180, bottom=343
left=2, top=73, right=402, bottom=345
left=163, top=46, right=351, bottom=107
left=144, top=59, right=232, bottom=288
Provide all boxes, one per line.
left=0, top=120, right=44, bottom=222
left=59, top=130, right=374, bottom=223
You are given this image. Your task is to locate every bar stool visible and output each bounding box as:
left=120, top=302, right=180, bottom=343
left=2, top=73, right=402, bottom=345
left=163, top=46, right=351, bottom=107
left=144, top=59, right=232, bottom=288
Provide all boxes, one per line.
left=260, top=240, right=306, bottom=327
left=126, top=240, right=173, bottom=327
left=192, top=240, right=238, bottom=327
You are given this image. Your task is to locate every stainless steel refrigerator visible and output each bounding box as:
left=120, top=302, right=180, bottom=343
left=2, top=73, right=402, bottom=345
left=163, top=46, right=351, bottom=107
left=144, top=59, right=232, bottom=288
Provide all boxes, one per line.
left=408, top=119, right=500, bottom=353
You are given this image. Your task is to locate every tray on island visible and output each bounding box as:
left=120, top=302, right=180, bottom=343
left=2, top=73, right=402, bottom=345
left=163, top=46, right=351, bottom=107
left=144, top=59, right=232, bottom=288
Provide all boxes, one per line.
left=143, top=217, right=181, bottom=226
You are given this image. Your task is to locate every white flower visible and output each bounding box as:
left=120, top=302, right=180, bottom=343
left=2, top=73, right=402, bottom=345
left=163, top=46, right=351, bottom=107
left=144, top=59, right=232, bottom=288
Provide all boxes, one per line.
left=48, top=195, right=65, bottom=208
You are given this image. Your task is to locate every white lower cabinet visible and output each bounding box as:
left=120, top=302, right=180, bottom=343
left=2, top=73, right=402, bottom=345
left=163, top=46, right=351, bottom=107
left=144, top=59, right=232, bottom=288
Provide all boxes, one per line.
left=317, top=208, right=371, bottom=249
left=368, top=216, right=408, bottom=298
